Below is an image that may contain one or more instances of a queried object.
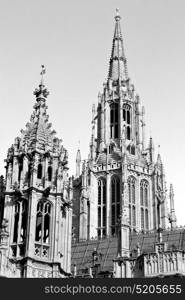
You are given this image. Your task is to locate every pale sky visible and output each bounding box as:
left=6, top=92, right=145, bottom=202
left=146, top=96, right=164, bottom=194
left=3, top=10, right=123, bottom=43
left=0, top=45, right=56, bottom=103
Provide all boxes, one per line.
left=0, top=0, right=184, bottom=226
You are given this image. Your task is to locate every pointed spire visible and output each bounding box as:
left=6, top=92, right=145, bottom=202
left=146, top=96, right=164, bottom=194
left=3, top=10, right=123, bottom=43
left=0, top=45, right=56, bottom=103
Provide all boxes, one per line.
left=149, top=136, right=154, bottom=149
left=141, top=106, right=146, bottom=151
left=169, top=184, right=177, bottom=229
left=108, top=9, right=128, bottom=82
left=20, top=66, right=59, bottom=153
left=148, top=136, right=154, bottom=163
left=169, top=184, right=175, bottom=211
left=91, top=103, right=96, bottom=140
left=76, top=142, right=81, bottom=178
left=156, top=145, right=162, bottom=166
left=81, top=160, right=87, bottom=188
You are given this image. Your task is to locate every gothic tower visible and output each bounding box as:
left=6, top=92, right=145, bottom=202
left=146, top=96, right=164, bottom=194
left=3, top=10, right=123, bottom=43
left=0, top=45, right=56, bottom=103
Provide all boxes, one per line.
left=73, top=10, right=174, bottom=246
left=0, top=67, right=72, bottom=278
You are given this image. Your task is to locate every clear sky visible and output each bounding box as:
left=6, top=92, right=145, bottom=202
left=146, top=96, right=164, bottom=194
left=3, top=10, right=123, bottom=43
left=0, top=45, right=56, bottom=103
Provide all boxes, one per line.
left=0, top=0, right=184, bottom=226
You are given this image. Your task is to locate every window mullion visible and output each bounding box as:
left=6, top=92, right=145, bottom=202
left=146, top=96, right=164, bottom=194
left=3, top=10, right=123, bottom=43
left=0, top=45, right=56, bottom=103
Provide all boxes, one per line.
left=17, top=202, right=22, bottom=245
left=101, top=183, right=103, bottom=237
left=41, top=207, right=44, bottom=248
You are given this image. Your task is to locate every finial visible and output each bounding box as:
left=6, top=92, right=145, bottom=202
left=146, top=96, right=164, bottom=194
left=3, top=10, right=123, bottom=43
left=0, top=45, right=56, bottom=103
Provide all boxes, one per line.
left=40, top=64, right=46, bottom=86
left=142, top=106, right=145, bottom=115
left=169, top=183, right=177, bottom=228
left=115, top=8, right=121, bottom=21
left=78, top=140, right=80, bottom=150
left=92, top=103, right=95, bottom=114
left=170, top=184, right=174, bottom=199
left=33, top=65, right=49, bottom=99
left=98, top=92, right=101, bottom=103
left=158, top=145, right=160, bottom=154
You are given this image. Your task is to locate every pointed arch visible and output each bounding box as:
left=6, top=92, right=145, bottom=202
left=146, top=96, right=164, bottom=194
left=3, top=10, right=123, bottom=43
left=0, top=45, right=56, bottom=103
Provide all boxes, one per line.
left=140, top=179, right=149, bottom=230
left=110, top=103, right=119, bottom=139
left=128, top=176, right=136, bottom=228
left=111, top=176, right=120, bottom=236
left=20, top=199, right=28, bottom=242
left=35, top=200, right=52, bottom=258
left=122, top=104, right=131, bottom=140
left=37, top=163, right=43, bottom=179
left=48, top=166, right=52, bottom=182
left=131, top=145, right=135, bottom=155
left=127, top=127, right=131, bottom=140
left=97, top=178, right=106, bottom=239
left=12, top=199, right=28, bottom=257
left=13, top=202, right=20, bottom=243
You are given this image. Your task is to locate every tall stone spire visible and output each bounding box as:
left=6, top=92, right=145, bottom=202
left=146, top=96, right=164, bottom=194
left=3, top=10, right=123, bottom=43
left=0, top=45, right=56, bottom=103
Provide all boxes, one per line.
left=108, top=9, right=128, bottom=82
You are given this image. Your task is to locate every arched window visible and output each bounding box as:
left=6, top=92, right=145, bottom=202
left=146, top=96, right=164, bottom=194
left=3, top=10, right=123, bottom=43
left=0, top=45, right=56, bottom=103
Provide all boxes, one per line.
left=37, top=164, right=42, bottom=179
left=123, top=104, right=131, bottom=140
left=141, top=208, right=144, bottom=229
left=127, top=144, right=135, bottom=155
left=127, top=110, right=130, bottom=124
left=12, top=199, right=28, bottom=257
left=131, top=145, right=135, bottom=155
left=127, top=127, right=130, bottom=140
left=48, top=166, right=52, bottom=182
left=110, top=103, right=119, bottom=139
left=35, top=200, right=51, bottom=258
left=140, top=180, right=149, bottom=230
left=13, top=202, right=20, bottom=243
left=20, top=200, right=28, bottom=242
left=97, top=179, right=106, bottom=239
left=128, top=176, right=136, bottom=228
left=111, top=176, right=120, bottom=236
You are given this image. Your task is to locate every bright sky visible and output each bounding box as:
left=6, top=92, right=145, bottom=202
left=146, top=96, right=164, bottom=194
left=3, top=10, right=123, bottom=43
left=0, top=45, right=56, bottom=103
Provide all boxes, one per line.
left=0, top=0, right=184, bottom=226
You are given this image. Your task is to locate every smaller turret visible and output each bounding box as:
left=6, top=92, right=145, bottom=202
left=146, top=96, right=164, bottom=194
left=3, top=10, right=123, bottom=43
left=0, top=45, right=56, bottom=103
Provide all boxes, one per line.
left=141, top=106, right=145, bottom=151
left=148, top=136, right=154, bottom=163
left=75, top=145, right=81, bottom=178
left=169, top=184, right=177, bottom=229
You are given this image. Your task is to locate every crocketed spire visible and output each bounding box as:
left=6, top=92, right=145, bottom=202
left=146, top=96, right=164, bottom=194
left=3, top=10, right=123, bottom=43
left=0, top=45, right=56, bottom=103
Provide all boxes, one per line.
left=19, top=66, right=62, bottom=154
left=108, top=9, right=128, bottom=82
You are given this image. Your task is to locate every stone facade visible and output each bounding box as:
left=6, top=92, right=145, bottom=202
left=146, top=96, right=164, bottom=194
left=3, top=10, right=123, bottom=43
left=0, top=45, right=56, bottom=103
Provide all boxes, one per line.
left=0, top=70, right=72, bottom=278
left=0, top=176, right=4, bottom=228
left=72, top=10, right=184, bottom=278
left=73, top=10, right=176, bottom=243
left=0, top=10, right=184, bottom=279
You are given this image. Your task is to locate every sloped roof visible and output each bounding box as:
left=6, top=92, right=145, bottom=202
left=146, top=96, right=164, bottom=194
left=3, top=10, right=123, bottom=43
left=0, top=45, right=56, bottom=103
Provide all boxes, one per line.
left=71, top=228, right=185, bottom=274
left=130, top=228, right=185, bottom=254
left=96, top=152, right=121, bottom=165
left=71, top=237, right=118, bottom=274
